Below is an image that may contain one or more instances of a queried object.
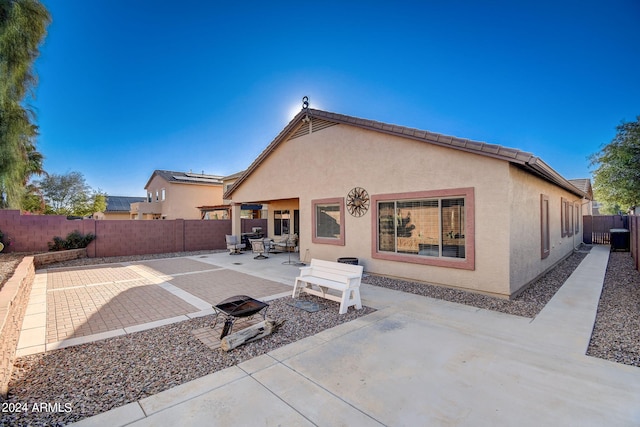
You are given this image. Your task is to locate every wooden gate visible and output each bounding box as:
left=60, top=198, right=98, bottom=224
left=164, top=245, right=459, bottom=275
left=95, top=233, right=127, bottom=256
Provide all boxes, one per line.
left=582, top=215, right=628, bottom=244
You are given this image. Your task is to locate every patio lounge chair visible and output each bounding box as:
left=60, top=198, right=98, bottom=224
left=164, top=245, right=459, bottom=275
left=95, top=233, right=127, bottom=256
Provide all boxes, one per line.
left=250, top=238, right=268, bottom=259
left=274, top=233, right=298, bottom=253
left=226, top=235, right=245, bottom=255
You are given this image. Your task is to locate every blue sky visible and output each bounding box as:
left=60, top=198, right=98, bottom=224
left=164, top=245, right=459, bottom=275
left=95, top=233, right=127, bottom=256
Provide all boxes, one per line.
left=32, top=0, right=640, bottom=197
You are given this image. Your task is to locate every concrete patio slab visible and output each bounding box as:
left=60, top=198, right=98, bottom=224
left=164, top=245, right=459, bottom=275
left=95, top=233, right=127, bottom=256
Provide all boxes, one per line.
left=134, top=375, right=316, bottom=427
left=18, top=247, right=640, bottom=426
left=252, top=363, right=384, bottom=426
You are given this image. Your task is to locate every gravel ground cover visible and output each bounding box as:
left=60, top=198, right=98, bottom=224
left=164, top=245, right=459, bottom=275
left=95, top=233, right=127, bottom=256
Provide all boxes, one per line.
left=587, top=252, right=640, bottom=366
left=0, top=252, right=36, bottom=292
left=0, top=247, right=638, bottom=426
left=2, top=294, right=374, bottom=426
left=364, top=250, right=590, bottom=318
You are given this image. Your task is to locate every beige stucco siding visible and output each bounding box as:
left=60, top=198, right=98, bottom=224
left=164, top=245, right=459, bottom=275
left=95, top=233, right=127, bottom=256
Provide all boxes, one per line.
left=143, top=175, right=223, bottom=220
left=508, top=166, right=584, bottom=294
left=232, top=123, right=519, bottom=296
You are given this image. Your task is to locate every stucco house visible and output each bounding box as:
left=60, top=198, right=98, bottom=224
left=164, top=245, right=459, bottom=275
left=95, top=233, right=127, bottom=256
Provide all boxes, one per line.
left=131, top=170, right=224, bottom=219
left=225, top=107, right=592, bottom=299
left=568, top=179, right=594, bottom=215
left=93, top=196, right=146, bottom=220
left=198, top=171, right=265, bottom=220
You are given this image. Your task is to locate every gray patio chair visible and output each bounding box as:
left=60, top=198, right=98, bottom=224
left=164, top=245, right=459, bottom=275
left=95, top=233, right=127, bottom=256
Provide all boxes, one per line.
left=225, top=235, right=245, bottom=255
left=263, top=238, right=274, bottom=255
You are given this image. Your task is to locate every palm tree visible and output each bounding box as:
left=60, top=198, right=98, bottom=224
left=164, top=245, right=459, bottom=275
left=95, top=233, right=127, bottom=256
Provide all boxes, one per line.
left=0, top=0, right=50, bottom=209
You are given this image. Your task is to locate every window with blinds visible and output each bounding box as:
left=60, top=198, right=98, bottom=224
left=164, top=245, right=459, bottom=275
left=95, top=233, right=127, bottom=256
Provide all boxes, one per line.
left=316, top=203, right=341, bottom=239
left=311, top=198, right=345, bottom=246
left=378, top=197, right=465, bottom=259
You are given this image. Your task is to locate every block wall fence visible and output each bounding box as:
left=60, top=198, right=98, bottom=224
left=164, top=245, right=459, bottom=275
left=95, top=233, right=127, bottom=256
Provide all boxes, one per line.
left=0, top=210, right=267, bottom=257
left=631, top=215, right=639, bottom=272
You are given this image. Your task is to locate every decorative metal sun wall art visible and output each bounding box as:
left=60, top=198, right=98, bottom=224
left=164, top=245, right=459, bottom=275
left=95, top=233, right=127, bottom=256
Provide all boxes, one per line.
left=346, top=187, right=370, bottom=217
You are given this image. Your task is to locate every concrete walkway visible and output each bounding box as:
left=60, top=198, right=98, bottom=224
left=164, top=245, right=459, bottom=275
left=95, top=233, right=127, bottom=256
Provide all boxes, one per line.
left=60, top=246, right=639, bottom=426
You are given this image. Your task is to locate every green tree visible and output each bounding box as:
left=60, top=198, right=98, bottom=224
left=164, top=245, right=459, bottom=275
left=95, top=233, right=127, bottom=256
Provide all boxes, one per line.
left=21, top=181, right=44, bottom=213
left=597, top=201, right=622, bottom=216
left=590, top=117, right=640, bottom=212
left=36, top=171, right=106, bottom=216
left=0, top=0, right=50, bottom=209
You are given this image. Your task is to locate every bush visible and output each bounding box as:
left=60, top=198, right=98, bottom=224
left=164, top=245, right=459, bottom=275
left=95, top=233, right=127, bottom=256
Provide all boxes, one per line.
left=48, top=230, right=96, bottom=251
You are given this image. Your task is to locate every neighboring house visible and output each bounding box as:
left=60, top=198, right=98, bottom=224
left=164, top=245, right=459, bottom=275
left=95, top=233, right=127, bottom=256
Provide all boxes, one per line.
left=198, top=171, right=265, bottom=220
left=568, top=179, right=594, bottom=216
left=224, top=108, right=592, bottom=298
left=131, top=170, right=224, bottom=219
left=93, top=196, right=146, bottom=220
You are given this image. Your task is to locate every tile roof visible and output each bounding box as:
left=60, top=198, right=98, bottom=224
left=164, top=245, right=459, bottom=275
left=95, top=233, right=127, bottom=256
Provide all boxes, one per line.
left=568, top=179, right=593, bottom=198
left=225, top=108, right=591, bottom=199
left=222, top=170, right=245, bottom=180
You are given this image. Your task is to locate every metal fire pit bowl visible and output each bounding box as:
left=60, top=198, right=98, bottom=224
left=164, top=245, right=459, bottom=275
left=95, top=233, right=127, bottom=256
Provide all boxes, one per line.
left=212, top=295, right=269, bottom=339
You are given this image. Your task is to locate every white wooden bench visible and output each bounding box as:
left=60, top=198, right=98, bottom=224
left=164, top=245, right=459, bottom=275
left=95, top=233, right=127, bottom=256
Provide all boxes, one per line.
left=292, top=259, right=364, bottom=314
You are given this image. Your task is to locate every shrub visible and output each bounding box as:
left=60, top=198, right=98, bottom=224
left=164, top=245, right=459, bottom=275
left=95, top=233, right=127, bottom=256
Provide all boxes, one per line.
left=48, top=230, right=96, bottom=251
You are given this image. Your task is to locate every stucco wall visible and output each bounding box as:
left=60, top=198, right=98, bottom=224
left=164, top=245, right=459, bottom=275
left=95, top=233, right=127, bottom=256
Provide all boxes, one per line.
left=508, top=166, right=585, bottom=294
left=264, top=200, right=299, bottom=240
left=232, top=123, right=519, bottom=296
left=142, top=175, right=223, bottom=220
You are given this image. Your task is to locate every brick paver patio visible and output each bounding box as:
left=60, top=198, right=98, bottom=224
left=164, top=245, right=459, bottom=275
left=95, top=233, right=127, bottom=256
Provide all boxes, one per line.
left=47, top=280, right=199, bottom=342
left=132, top=257, right=222, bottom=276
left=19, top=255, right=294, bottom=354
left=46, top=264, right=145, bottom=289
left=168, top=269, right=291, bottom=305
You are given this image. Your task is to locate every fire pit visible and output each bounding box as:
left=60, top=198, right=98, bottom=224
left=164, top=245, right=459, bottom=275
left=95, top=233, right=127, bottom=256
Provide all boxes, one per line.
left=212, top=295, right=269, bottom=339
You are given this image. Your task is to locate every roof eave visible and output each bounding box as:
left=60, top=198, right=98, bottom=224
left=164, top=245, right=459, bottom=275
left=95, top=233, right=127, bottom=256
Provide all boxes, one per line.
left=524, top=157, right=590, bottom=199
left=224, top=107, right=589, bottom=201
left=224, top=109, right=310, bottom=199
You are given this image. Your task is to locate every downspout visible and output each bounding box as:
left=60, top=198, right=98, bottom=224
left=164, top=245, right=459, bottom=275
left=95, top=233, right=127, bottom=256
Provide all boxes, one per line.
left=573, top=197, right=591, bottom=251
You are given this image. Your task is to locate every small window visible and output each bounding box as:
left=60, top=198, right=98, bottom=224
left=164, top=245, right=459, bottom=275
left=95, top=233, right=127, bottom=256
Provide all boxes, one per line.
left=568, top=203, right=574, bottom=237
left=274, top=210, right=290, bottom=236
left=561, top=198, right=573, bottom=237
left=161, top=188, right=166, bottom=201
left=312, top=198, right=345, bottom=245
left=541, top=194, right=550, bottom=259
